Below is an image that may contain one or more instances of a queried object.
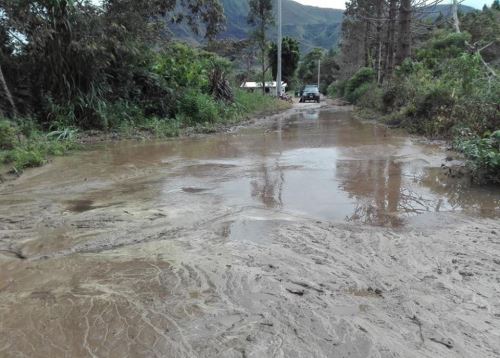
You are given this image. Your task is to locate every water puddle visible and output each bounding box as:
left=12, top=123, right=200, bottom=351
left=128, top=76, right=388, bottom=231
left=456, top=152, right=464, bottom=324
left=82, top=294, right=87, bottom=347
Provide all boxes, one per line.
left=3, top=108, right=499, bottom=228
left=1, top=107, right=499, bottom=357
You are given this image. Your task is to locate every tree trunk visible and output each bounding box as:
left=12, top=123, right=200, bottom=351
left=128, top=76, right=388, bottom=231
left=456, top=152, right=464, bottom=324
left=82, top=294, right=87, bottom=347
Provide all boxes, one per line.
left=0, top=64, right=17, bottom=117
left=261, top=48, right=266, bottom=94
left=452, top=0, right=460, bottom=33
left=384, top=0, right=398, bottom=79
left=260, top=21, right=266, bottom=94
left=395, top=0, right=411, bottom=66
left=363, top=21, right=371, bottom=67
left=375, top=0, right=384, bottom=84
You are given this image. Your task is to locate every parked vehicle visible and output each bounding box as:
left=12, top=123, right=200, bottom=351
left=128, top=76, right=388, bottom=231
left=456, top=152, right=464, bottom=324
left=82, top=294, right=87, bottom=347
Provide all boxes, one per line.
left=299, top=85, right=320, bottom=103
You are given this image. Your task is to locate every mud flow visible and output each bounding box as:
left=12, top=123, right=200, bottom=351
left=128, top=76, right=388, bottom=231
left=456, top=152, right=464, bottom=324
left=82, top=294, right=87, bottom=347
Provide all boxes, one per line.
left=1, top=108, right=499, bottom=357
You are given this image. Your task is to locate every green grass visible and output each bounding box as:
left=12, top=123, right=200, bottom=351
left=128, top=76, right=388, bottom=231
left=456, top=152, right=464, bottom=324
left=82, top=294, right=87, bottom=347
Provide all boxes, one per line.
left=232, top=90, right=292, bottom=116
left=116, top=90, right=291, bottom=138
left=0, top=120, right=78, bottom=174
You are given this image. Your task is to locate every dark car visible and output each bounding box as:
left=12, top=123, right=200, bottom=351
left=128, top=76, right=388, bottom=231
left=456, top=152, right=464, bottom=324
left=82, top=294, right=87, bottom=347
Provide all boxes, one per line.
left=300, top=85, right=320, bottom=103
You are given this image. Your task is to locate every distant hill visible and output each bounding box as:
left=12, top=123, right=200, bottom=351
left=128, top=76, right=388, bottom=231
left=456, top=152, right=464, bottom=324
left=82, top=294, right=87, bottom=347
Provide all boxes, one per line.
left=417, top=4, right=476, bottom=20
left=172, top=0, right=344, bottom=53
left=171, top=1, right=477, bottom=53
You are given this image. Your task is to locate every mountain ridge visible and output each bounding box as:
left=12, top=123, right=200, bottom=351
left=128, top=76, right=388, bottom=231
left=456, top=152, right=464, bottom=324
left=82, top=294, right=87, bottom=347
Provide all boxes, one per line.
left=172, top=0, right=344, bottom=52
left=171, top=1, right=477, bottom=53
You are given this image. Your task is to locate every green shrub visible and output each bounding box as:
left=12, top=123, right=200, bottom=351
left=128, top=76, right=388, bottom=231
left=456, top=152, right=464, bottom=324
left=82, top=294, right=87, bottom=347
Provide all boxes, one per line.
left=1, top=133, right=78, bottom=172
left=382, top=85, right=399, bottom=112
left=340, top=68, right=377, bottom=103
left=357, top=84, right=383, bottom=111
left=415, top=83, right=455, bottom=119
left=431, top=31, right=470, bottom=51
left=327, top=80, right=347, bottom=98
left=381, top=110, right=406, bottom=127
left=15, top=118, right=39, bottom=139
left=5, top=148, right=46, bottom=170
left=232, top=90, right=286, bottom=115
left=101, top=101, right=145, bottom=130
left=454, top=129, right=500, bottom=183
left=136, top=117, right=181, bottom=137
left=347, top=82, right=372, bottom=103
left=345, top=67, right=375, bottom=97
left=178, top=90, right=221, bottom=124
left=0, top=120, right=17, bottom=150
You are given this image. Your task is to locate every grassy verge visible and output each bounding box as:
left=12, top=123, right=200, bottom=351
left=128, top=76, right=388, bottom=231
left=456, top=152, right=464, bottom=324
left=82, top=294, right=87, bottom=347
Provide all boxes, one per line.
left=0, top=119, right=79, bottom=175
left=0, top=91, right=290, bottom=176
left=110, top=90, right=291, bottom=138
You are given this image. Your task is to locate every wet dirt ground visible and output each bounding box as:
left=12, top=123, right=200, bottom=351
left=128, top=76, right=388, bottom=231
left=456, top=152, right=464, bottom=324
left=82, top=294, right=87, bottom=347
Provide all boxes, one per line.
left=1, top=105, right=499, bottom=357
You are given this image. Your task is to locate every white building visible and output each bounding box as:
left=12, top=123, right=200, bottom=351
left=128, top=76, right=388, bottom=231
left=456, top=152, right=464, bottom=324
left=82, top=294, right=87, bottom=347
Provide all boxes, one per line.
left=240, top=81, right=287, bottom=95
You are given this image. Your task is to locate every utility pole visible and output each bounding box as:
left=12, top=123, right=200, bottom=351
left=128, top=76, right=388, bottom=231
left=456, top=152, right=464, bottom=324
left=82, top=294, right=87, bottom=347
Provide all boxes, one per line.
left=317, top=59, right=321, bottom=89
left=276, top=0, right=282, bottom=96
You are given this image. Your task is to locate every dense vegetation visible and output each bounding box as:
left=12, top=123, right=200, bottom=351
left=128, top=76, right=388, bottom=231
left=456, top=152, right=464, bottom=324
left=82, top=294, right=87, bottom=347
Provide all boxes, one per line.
left=328, top=1, right=500, bottom=183
left=0, top=0, right=289, bottom=174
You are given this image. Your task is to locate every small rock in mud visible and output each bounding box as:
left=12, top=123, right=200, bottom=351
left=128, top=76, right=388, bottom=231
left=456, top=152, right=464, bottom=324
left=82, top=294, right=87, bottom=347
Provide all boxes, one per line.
left=182, top=187, right=209, bottom=193
left=260, top=321, right=274, bottom=327
left=286, top=288, right=305, bottom=296
left=358, top=325, right=368, bottom=333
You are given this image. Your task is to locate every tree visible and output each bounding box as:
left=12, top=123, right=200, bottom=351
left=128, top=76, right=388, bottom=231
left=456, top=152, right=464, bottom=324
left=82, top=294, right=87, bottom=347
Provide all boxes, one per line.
left=319, top=49, right=341, bottom=93
left=383, top=0, right=399, bottom=80
left=247, top=0, right=274, bottom=93
left=0, top=64, right=16, bottom=117
left=268, top=37, right=300, bottom=88
left=0, top=0, right=226, bottom=123
left=396, top=0, right=412, bottom=65
left=298, top=48, right=324, bottom=85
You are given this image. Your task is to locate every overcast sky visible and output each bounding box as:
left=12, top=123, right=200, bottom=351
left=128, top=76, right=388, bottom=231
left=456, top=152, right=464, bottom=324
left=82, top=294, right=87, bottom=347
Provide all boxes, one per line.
left=293, top=0, right=488, bottom=9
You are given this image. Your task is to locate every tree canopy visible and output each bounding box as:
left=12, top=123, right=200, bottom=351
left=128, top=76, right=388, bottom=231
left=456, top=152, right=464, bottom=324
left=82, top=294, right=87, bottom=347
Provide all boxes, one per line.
left=268, top=37, right=301, bottom=87
left=0, top=0, right=226, bottom=123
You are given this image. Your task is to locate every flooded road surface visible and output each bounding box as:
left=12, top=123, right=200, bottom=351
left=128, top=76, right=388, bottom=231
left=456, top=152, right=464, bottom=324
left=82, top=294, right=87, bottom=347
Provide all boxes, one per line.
left=1, top=107, right=499, bottom=357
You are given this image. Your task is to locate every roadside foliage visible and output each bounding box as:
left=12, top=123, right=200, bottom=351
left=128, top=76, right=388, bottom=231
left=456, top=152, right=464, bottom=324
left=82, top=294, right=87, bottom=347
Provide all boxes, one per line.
left=0, top=0, right=288, bottom=173
left=328, top=1, right=500, bottom=183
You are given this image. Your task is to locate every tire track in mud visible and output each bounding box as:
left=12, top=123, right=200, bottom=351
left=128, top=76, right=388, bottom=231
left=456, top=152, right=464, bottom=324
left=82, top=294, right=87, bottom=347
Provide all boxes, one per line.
left=1, top=104, right=500, bottom=357
left=1, top=206, right=499, bottom=357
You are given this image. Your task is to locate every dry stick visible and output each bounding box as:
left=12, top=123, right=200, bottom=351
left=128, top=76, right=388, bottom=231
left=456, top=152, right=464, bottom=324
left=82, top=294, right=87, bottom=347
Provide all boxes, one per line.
left=410, top=315, right=425, bottom=344
left=0, top=64, right=17, bottom=117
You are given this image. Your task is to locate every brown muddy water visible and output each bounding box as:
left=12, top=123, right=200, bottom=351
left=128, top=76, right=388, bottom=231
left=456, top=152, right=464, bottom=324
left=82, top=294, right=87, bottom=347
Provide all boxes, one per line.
left=1, top=107, right=499, bottom=357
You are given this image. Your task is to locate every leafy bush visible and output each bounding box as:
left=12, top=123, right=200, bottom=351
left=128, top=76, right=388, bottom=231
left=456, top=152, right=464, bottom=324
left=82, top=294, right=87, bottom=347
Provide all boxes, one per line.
left=357, top=84, right=383, bottom=112
left=5, top=148, right=46, bottom=170
left=327, top=80, right=347, bottom=98
left=1, top=118, right=78, bottom=173
left=0, top=120, right=17, bottom=150
left=414, top=83, right=455, bottom=118
left=454, top=129, right=500, bottom=183
left=347, top=82, right=372, bottom=103
left=100, top=101, right=145, bottom=130
left=337, top=68, right=377, bottom=103
left=135, top=118, right=181, bottom=138
left=178, top=90, right=221, bottom=124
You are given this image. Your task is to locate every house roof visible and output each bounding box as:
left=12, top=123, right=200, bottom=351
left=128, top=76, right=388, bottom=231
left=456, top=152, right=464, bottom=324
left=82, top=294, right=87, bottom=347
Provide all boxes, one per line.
left=240, top=81, right=287, bottom=88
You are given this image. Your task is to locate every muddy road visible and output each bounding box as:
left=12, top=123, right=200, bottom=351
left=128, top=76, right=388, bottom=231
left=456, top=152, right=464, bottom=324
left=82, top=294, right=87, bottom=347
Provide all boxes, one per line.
left=1, top=106, right=499, bottom=357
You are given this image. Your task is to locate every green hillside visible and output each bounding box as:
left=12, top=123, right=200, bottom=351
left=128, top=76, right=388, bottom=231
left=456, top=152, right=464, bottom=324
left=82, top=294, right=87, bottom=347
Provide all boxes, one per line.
left=172, top=0, right=344, bottom=52
left=170, top=1, right=476, bottom=53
